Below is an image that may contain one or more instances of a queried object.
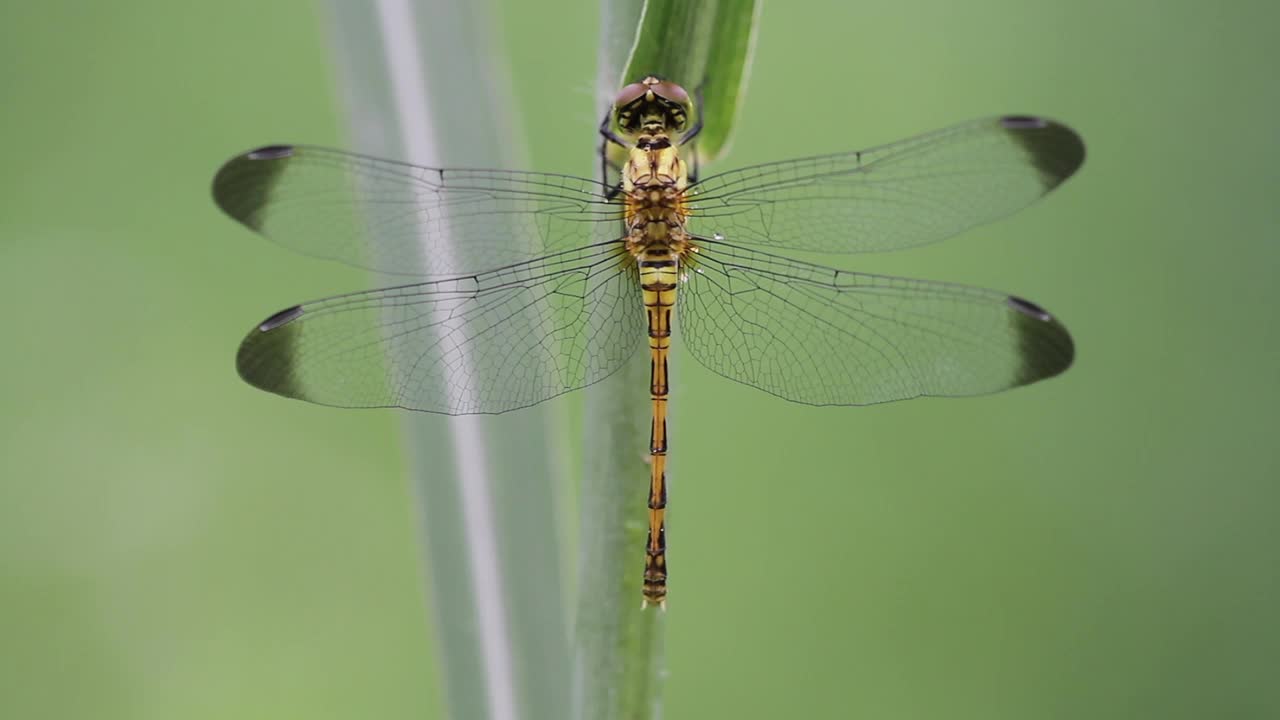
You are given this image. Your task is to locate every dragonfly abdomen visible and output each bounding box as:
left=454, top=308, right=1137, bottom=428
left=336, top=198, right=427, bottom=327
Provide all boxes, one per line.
left=639, top=247, right=678, bottom=608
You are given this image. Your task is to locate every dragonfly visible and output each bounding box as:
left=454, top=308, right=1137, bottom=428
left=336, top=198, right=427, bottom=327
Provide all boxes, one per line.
left=214, top=76, right=1084, bottom=609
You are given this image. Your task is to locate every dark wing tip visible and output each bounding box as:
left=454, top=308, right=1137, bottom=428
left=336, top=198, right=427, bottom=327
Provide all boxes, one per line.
left=1007, top=295, right=1075, bottom=386
left=236, top=305, right=305, bottom=400
left=247, top=144, right=296, bottom=160
left=258, top=304, right=304, bottom=331
left=212, top=144, right=298, bottom=231
left=1007, top=294, right=1051, bottom=321
left=999, top=115, right=1048, bottom=129
left=999, top=116, right=1086, bottom=190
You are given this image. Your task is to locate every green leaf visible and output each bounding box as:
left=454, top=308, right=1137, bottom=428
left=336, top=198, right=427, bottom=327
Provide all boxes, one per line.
left=618, top=0, right=761, bottom=162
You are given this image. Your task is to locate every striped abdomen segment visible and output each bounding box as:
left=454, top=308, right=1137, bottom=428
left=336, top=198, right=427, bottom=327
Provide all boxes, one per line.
left=639, top=246, right=677, bottom=608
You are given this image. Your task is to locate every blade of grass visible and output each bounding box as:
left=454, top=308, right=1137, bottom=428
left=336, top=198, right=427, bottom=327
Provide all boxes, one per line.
left=326, top=3, right=569, bottom=720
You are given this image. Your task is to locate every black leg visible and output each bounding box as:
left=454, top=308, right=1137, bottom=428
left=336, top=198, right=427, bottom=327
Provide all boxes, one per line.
left=679, top=83, right=706, bottom=146
left=679, top=113, right=704, bottom=146
left=598, top=110, right=630, bottom=199
left=597, top=110, right=630, bottom=149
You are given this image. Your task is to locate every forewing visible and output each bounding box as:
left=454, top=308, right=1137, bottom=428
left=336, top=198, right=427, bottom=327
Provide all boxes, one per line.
left=679, top=240, right=1073, bottom=405
left=213, top=145, right=622, bottom=276
left=687, top=116, right=1084, bottom=254
left=236, top=243, right=644, bottom=414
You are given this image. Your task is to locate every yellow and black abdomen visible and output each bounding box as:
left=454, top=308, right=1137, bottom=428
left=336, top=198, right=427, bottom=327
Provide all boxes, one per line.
left=638, top=245, right=679, bottom=606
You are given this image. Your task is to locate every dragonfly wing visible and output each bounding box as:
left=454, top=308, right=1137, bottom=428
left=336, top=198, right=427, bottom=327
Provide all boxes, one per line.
left=236, top=243, right=644, bottom=414
left=679, top=239, right=1073, bottom=405
left=687, top=116, right=1083, bottom=254
left=213, top=145, right=621, bottom=276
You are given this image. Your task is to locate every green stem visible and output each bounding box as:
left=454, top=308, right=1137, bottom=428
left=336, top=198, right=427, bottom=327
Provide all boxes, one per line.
left=573, top=2, right=759, bottom=718
left=573, top=6, right=664, bottom=719
left=327, top=3, right=568, bottom=720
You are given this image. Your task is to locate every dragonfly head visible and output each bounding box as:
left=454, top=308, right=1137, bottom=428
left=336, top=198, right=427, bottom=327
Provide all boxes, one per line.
left=612, top=76, right=693, bottom=142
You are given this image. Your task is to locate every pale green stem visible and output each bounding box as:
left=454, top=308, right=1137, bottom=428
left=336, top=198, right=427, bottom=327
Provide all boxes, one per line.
left=326, top=3, right=569, bottom=720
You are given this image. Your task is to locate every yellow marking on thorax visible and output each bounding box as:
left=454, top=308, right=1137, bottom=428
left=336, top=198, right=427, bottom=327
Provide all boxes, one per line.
left=623, top=142, right=691, bottom=256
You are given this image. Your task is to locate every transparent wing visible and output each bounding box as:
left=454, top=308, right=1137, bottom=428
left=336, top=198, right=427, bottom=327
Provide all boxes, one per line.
left=236, top=242, right=644, bottom=414
left=213, top=145, right=624, bottom=276
left=679, top=239, right=1073, bottom=405
left=687, top=116, right=1084, bottom=254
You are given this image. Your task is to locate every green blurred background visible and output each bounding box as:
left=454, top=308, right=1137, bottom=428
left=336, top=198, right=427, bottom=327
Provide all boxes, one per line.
left=2, top=1, right=1277, bottom=718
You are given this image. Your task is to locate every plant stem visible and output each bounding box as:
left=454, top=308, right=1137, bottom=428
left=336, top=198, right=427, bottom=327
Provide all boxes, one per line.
left=327, top=3, right=568, bottom=719
left=574, top=2, right=760, bottom=717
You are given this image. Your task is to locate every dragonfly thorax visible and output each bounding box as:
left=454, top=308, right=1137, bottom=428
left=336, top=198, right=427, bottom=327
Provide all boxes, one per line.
left=623, top=144, right=690, bottom=250
left=623, top=145, right=687, bottom=190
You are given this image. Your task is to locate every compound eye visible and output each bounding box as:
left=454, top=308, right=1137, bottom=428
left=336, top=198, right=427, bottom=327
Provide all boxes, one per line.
left=651, top=80, right=691, bottom=110
left=613, top=81, right=649, bottom=108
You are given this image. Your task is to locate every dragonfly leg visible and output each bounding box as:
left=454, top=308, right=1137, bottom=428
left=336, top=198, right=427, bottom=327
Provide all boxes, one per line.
left=598, top=113, right=630, bottom=199
left=677, top=85, right=704, bottom=182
